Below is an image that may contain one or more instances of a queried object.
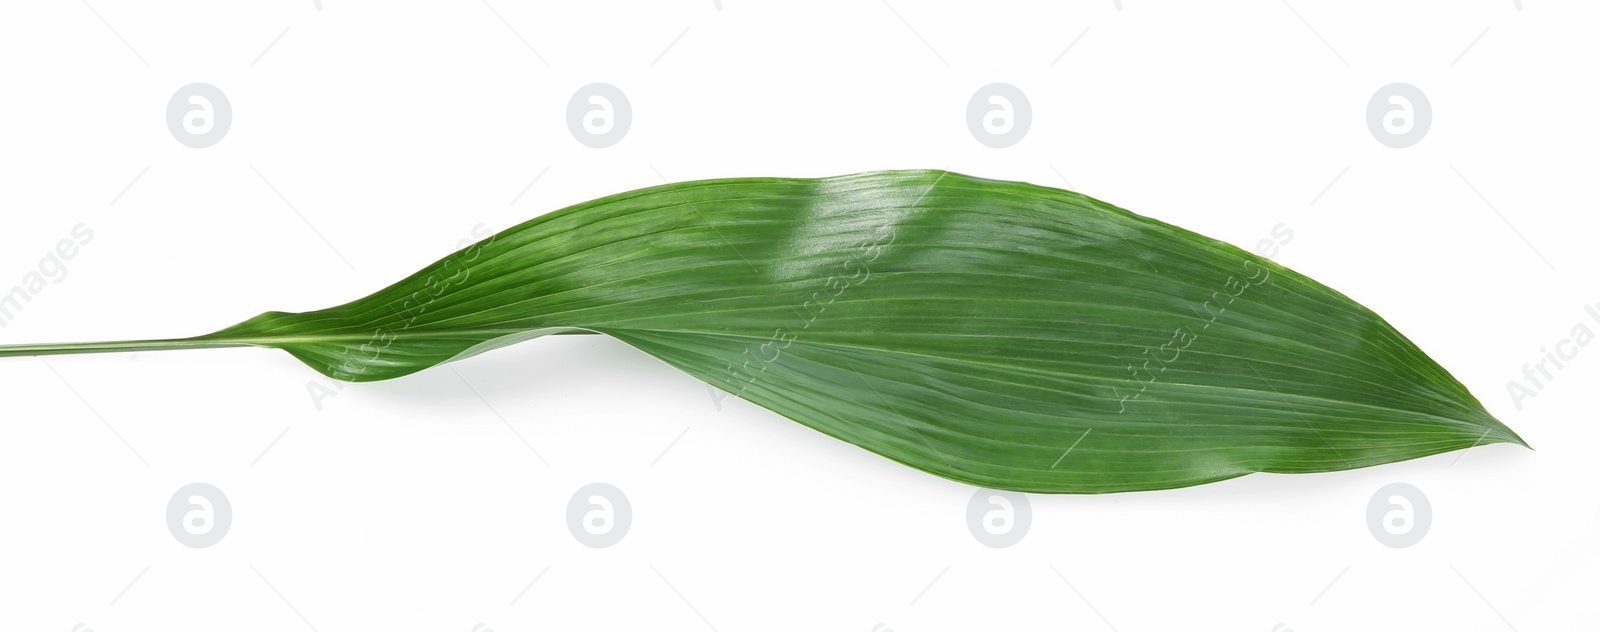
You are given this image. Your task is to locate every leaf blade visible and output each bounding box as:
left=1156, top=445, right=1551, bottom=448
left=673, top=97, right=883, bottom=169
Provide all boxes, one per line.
left=4, top=170, right=1524, bottom=492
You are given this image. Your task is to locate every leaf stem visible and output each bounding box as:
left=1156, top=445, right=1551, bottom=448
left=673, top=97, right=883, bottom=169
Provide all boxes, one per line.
left=0, top=338, right=255, bottom=358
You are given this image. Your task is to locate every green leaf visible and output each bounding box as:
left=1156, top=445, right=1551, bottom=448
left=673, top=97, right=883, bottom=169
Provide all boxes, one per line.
left=1, top=170, right=1524, bottom=492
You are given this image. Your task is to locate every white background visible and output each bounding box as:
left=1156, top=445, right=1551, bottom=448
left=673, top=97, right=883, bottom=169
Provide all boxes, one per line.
left=1, top=1, right=1595, bottom=630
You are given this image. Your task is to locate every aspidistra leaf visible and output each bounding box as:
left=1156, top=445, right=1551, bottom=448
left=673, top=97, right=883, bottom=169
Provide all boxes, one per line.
left=1, top=170, right=1525, bottom=492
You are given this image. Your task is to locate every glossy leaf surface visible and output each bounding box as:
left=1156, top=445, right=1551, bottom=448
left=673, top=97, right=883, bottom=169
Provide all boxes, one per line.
left=1, top=171, right=1524, bottom=492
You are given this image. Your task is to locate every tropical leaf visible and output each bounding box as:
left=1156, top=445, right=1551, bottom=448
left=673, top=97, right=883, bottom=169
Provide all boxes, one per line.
left=0, top=170, right=1525, bottom=493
